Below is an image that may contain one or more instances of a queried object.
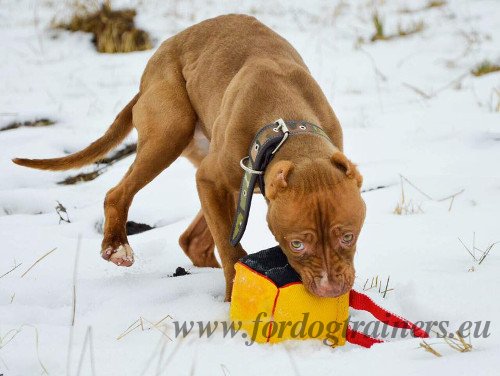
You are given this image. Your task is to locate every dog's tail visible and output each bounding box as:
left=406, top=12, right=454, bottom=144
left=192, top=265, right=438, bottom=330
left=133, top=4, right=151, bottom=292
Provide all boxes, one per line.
left=12, top=94, right=140, bottom=171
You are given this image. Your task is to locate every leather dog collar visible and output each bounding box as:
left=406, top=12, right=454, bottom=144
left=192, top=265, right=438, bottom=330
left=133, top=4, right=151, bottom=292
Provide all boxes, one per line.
left=230, top=119, right=331, bottom=246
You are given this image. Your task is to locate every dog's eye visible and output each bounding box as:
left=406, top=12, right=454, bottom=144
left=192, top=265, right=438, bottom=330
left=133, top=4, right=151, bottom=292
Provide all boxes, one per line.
left=341, top=233, right=354, bottom=245
left=290, top=240, right=305, bottom=251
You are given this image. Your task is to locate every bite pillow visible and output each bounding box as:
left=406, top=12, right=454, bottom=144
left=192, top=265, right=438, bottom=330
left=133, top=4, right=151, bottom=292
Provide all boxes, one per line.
left=230, top=246, right=429, bottom=347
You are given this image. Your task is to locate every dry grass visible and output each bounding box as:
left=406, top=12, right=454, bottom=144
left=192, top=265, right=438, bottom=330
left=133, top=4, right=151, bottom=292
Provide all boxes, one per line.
left=397, top=22, right=425, bottom=37
left=55, top=1, right=152, bottom=53
left=362, top=275, right=394, bottom=298
left=420, top=340, right=442, bottom=357
left=444, top=332, right=473, bottom=353
left=458, top=233, right=498, bottom=269
left=221, top=364, right=232, bottom=376
left=76, top=326, right=96, bottom=376
left=420, top=331, right=472, bottom=358
left=426, top=0, right=447, bottom=8
left=393, top=199, right=423, bottom=215
left=0, top=118, right=54, bottom=132
left=96, top=143, right=136, bottom=165
left=59, top=143, right=137, bottom=185
left=471, top=60, right=500, bottom=77
left=0, top=325, right=48, bottom=374
left=67, top=237, right=82, bottom=375
left=59, top=170, right=101, bottom=185
left=0, top=262, right=23, bottom=280
left=370, top=13, right=385, bottom=42
left=492, top=88, right=500, bottom=112
left=400, top=1, right=447, bottom=14
left=393, top=175, right=424, bottom=215
left=394, top=174, right=464, bottom=215
left=370, top=13, right=424, bottom=42
left=117, top=315, right=173, bottom=341
left=20, top=247, right=58, bottom=278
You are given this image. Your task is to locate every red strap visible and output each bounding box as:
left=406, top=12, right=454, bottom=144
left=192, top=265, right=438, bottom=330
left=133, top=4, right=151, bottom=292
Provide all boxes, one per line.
left=347, top=290, right=429, bottom=348
left=345, top=327, right=383, bottom=348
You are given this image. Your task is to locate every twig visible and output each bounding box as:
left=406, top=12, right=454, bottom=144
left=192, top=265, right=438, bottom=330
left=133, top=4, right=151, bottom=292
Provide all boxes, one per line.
left=381, top=276, right=392, bottom=298
left=399, top=175, right=433, bottom=200
left=0, top=325, right=48, bottom=374
left=478, top=242, right=498, bottom=265
left=363, top=275, right=379, bottom=291
left=443, top=332, right=473, bottom=352
left=188, top=345, right=198, bottom=376
left=403, top=72, right=469, bottom=100
left=117, top=315, right=173, bottom=340
left=397, top=174, right=464, bottom=213
left=420, top=340, right=442, bottom=357
left=221, top=364, right=232, bottom=376
left=358, top=46, right=386, bottom=112
left=117, top=319, right=142, bottom=340
left=457, top=332, right=473, bottom=350
left=403, top=82, right=433, bottom=99
left=32, top=325, right=49, bottom=375
left=0, top=262, right=23, bottom=279
left=33, top=0, right=44, bottom=55
left=76, top=326, right=96, bottom=376
left=0, top=355, right=8, bottom=371
left=0, top=327, right=22, bottom=349
left=156, top=336, right=182, bottom=375
left=72, top=237, right=82, bottom=326
left=283, top=343, right=301, bottom=376
left=448, top=195, right=456, bottom=211
left=21, top=248, right=57, bottom=278
left=436, top=189, right=465, bottom=203
left=361, top=184, right=394, bottom=193
left=359, top=47, right=388, bottom=81
left=67, top=236, right=82, bottom=376
left=139, top=335, right=165, bottom=376
left=459, top=234, right=497, bottom=266
left=363, top=275, right=393, bottom=297
left=458, top=237, right=476, bottom=261
left=88, top=327, right=96, bottom=376
left=434, top=72, right=469, bottom=95
left=142, top=316, right=172, bottom=340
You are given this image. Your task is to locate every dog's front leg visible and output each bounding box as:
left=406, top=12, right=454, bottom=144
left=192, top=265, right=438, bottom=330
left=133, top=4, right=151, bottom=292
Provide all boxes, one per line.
left=196, top=158, right=247, bottom=301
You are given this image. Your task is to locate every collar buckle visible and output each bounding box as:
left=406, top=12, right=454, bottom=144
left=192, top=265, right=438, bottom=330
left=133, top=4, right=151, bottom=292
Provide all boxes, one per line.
left=271, top=118, right=290, bottom=154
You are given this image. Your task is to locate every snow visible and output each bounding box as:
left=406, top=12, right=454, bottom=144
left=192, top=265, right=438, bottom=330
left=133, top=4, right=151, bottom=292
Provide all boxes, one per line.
left=1, top=0, right=499, bottom=375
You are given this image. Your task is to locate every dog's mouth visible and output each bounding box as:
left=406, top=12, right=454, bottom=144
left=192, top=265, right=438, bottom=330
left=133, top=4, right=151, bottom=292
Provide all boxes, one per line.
left=306, top=275, right=352, bottom=298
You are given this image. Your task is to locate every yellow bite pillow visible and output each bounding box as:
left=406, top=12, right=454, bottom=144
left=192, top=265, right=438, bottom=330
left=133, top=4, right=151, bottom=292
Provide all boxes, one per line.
left=230, top=246, right=429, bottom=347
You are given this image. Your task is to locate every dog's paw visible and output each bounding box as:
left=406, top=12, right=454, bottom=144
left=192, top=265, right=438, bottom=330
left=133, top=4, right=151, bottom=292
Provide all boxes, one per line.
left=102, top=244, right=134, bottom=267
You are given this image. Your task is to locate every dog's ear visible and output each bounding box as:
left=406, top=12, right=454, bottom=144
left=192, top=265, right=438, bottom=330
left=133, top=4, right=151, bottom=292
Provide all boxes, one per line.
left=266, top=160, right=294, bottom=199
left=331, top=151, right=363, bottom=188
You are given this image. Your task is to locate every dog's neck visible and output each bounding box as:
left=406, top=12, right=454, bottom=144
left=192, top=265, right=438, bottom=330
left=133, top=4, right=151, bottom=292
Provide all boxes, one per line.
left=266, top=132, right=339, bottom=172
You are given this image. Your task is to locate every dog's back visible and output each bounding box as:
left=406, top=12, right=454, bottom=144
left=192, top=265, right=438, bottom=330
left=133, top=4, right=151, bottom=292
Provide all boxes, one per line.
left=141, top=15, right=313, bottom=128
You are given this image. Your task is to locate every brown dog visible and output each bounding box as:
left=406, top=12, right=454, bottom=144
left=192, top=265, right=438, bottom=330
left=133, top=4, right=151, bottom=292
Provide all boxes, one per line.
left=13, top=14, right=366, bottom=301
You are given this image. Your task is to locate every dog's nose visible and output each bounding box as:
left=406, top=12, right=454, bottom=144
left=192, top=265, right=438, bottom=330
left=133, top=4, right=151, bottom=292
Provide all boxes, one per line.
left=312, top=273, right=345, bottom=297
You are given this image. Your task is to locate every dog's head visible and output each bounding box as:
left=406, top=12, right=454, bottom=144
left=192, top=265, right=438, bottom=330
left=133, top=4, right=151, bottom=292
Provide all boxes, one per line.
left=265, top=151, right=365, bottom=297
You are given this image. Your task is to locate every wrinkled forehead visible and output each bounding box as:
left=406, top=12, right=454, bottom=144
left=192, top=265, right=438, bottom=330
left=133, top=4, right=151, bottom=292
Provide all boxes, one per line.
left=272, top=181, right=365, bottom=232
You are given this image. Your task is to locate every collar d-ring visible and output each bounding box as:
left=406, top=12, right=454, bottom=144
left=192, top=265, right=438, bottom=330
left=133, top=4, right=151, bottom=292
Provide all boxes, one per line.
left=239, top=156, right=264, bottom=175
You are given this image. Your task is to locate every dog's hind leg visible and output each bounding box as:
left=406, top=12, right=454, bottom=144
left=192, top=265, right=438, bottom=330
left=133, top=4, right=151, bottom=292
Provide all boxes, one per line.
left=179, top=210, right=219, bottom=268
left=102, top=82, right=196, bottom=266
left=178, top=127, right=219, bottom=268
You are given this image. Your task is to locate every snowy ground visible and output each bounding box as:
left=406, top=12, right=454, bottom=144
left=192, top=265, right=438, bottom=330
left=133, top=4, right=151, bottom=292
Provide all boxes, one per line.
left=1, top=0, right=499, bottom=375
